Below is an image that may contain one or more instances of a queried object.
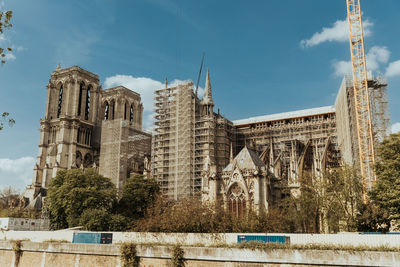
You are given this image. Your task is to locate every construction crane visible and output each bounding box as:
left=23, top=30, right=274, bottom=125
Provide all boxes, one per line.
left=346, top=0, right=375, bottom=201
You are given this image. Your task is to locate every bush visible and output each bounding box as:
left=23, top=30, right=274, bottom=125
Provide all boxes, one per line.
left=131, top=197, right=293, bottom=233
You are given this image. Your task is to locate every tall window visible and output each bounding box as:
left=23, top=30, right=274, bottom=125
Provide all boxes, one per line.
left=111, top=100, right=115, bottom=120
left=77, top=83, right=83, bottom=116
left=130, top=104, right=134, bottom=122
left=57, top=85, right=63, bottom=118
left=104, top=102, right=109, bottom=120
left=228, top=183, right=246, bottom=217
left=85, top=86, right=91, bottom=120
left=124, top=103, right=127, bottom=120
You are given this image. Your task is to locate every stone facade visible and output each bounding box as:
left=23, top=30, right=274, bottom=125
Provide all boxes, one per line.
left=27, top=66, right=150, bottom=202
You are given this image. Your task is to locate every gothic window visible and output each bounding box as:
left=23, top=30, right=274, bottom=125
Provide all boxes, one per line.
left=83, top=153, right=93, bottom=168
left=228, top=183, right=246, bottom=217
left=130, top=104, right=134, bottom=122
left=110, top=100, right=115, bottom=120
left=124, top=103, right=127, bottom=120
left=76, top=151, right=82, bottom=168
left=85, top=85, right=91, bottom=120
left=77, top=83, right=83, bottom=116
left=104, top=102, right=109, bottom=120
left=57, top=85, right=63, bottom=118
left=77, top=128, right=80, bottom=143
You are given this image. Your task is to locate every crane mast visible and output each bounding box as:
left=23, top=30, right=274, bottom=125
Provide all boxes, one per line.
left=346, top=0, right=375, bottom=200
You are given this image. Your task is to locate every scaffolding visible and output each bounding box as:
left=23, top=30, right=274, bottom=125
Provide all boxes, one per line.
left=234, top=109, right=340, bottom=190
left=152, top=81, right=234, bottom=200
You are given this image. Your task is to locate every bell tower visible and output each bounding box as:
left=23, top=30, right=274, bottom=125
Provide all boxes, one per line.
left=32, top=66, right=101, bottom=192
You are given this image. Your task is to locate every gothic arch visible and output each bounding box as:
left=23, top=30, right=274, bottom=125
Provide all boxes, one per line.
left=110, top=99, right=115, bottom=120
left=85, top=84, right=92, bottom=120
left=77, top=82, right=85, bottom=116
left=227, top=183, right=247, bottom=217
left=83, top=153, right=93, bottom=168
left=104, top=101, right=109, bottom=120
left=129, top=103, right=134, bottom=123
left=56, top=82, right=64, bottom=118
left=76, top=151, right=83, bottom=168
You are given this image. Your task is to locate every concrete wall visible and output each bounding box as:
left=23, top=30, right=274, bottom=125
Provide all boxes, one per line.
left=1, top=231, right=399, bottom=248
left=0, top=241, right=399, bottom=267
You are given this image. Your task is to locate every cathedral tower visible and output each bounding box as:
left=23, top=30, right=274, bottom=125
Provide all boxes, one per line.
left=32, top=66, right=101, bottom=193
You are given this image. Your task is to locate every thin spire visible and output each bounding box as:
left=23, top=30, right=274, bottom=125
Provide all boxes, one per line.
left=202, top=68, right=213, bottom=105
left=230, top=142, right=234, bottom=162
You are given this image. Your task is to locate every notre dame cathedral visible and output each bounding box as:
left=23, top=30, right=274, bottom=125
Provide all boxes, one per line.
left=23, top=65, right=151, bottom=208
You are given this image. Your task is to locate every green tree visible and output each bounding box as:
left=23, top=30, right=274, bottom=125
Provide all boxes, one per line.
left=322, top=166, right=363, bottom=232
left=370, top=133, right=400, bottom=226
left=0, top=112, right=15, bottom=131
left=117, top=174, right=159, bottom=219
left=46, top=168, right=117, bottom=229
left=0, top=10, right=13, bottom=64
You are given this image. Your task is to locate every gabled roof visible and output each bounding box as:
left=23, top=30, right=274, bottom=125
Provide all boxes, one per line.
left=223, top=146, right=265, bottom=172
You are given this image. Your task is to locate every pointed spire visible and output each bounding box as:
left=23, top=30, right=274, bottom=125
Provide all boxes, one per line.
left=165, top=77, right=168, bottom=88
left=230, top=142, right=234, bottom=162
left=56, top=63, right=61, bottom=70
left=202, top=68, right=214, bottom=105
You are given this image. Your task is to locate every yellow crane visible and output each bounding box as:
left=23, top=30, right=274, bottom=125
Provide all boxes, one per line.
left=346, top=0, right=375, bottom=201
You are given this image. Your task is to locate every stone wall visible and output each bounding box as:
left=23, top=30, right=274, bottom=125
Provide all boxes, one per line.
left=0, top=241, right=399, bottom=267
left=1, top=231, right=399, bottom=249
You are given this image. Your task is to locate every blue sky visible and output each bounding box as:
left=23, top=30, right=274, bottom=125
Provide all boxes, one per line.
left=0, top=0, right=400, bottom=190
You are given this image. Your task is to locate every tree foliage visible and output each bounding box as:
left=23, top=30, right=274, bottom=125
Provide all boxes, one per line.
left=0, top=112, right=15, bottom=131
left=370, top=133, right=400, bottom=224
left=132, top=197, right=292, bottom=233
left=0, top=10, right=13, bottom=64
left=117, top=174, right=159, bottom=219
left=46, top=168, right=117, bottom=229
left=282, top=166, right=363, bottom=233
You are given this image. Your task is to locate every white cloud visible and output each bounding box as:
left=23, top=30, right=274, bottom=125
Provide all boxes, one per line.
left=300, top=19, right=373, bottom=48
left=332, top=46, right=390, bottom=77
left=332, top=60, right=352, bottom=77
left=386, top=60, right=400, bottom=77
left=392, top=123, right=400, bottom=134
left=104, top=75, right=204, bottom=130
left=366, top=46, right=390, bottom=71
left=0, top=157, right=35, bottom=191
left=4, top=52, right=16, bottom=61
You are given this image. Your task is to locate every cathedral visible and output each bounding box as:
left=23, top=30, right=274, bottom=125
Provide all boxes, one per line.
left=24, top=65, right=390, bottom=217
left=24, top=66, right=151, bottom=209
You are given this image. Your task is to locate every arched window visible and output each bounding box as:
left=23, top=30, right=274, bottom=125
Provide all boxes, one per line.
left=85, top=85, right=91, bottom=120
left=77, top=128, right=81, bottom=143
left=111, top=100, right=115, bottom=120
left=104, top=102, right=109, bottom=120
left=57, top=85, right=63, bottom=118
left=130, top=104, right=134, bottom=122
left=83, top=153, right=93, bottom=168
left=76, top=151, right=82, bottom=168
left=124, top=103, right=127, bottom=120
left=77, top=82, right=83, bottom=116
left=228, top=183, right=246, bottom=217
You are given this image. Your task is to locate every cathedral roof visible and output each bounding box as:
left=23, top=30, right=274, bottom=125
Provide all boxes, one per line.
left=223, top=146, right=265, bottom=172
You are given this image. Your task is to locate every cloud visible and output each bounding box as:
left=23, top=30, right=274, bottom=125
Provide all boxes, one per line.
left=386, top=60, right=400, bottom=77
left=392, top=123, right=400, bottom=134
left=4, top=52, right=16, bottom=61
left=104, top=75, right=204, bottom=130
left=300, top=19, right=373, bottom=48
left=332, top=60, right=352, bottom=77
left=366, top=46, right=390, bottom=71
left=0, top=157, right=35, bottom=191
left=332, top=46, right=390, bottom=77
